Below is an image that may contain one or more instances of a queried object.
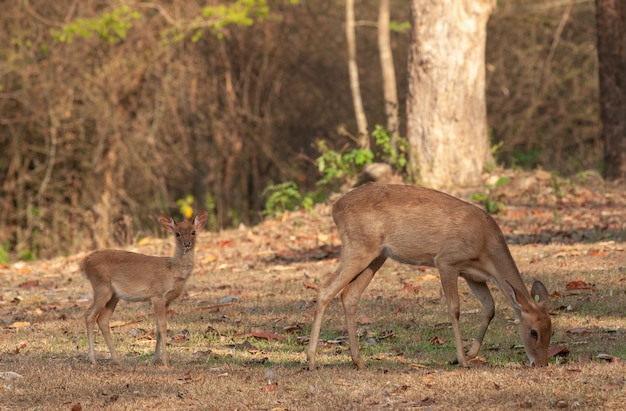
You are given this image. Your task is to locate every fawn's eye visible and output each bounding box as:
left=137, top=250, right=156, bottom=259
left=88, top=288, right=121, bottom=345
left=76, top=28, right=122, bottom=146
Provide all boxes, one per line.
left=530, top=329, right=538, bottom=339
left=175, top=232, right=181, bottom=237
left=191, top=231, right=196, bottom=235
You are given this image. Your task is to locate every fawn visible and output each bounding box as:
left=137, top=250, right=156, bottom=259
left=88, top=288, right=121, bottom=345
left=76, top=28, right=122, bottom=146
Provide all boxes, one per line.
left=307, top=184, right=552, bottom=370
left=81, top=210, right=208, bottom=366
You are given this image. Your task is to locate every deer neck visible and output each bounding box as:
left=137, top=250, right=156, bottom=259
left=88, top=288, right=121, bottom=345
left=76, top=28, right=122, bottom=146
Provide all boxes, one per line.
left=172, top=248, right=196, bottom=278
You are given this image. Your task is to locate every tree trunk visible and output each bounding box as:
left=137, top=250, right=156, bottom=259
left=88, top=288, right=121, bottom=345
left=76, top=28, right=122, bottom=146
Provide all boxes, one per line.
left=596, top=0, right=626, bottom=181
left=378, top=0, right=399, bottom=136
left=346, top=0, right=369, bottom=148
left=406, top=0, right=495, bottom=190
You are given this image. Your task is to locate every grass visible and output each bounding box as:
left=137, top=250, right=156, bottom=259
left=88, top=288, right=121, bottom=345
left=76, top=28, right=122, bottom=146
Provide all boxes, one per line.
left=1, top=226, right=625, bottom=409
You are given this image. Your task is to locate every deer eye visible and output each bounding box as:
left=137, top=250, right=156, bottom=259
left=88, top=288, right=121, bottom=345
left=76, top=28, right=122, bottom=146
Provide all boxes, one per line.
left=191, top=231, right=196, bottom=235
left=530, top=329, right=538, bottom=339
left=175, top=232, right=181, bottom=237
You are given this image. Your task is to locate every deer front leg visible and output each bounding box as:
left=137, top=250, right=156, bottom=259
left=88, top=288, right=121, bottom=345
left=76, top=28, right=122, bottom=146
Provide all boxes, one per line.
left=437, top=262, right=468, bottom=367
left=464, top=279, right=495, bottom=359
left=152, top=297, right=169, bottom=367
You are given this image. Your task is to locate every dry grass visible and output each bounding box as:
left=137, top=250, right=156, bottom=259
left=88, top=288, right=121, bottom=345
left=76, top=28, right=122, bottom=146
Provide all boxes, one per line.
left=1, top=202, right=625, bottom=410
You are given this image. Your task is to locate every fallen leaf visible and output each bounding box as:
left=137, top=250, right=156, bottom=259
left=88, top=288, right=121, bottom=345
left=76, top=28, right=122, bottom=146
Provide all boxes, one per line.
left=565, top=280, right=594, bottom=290
left=8, top=321, right=31, bottom=329
left=334, top=378, right=350, bottom=386
left=233, top=331, right=285, bottom=342
left=218, top=239, right=234, bottom=248
left=429, top=335, right=446, bottom=345
left=171, top=333, right=190, bottom=343
left=18, top=280, right=39, bottom=288
left=263, top=382, right=278, bottom=392
left=597, top=353, right=622, bottom=363
left=588, top=249, right=607, bottom=256
left=548, top=344, right=569, bottom=358
left=303, top=281, right=318, bottom=290
left=599, top=383, right=621, bottom=391
left=402, top=282, right=421, bottom=293
left=110, top=320, right=142, bottom=329
left=417, top=273, right=438, bottom=282
left=566, top=328, right=592, bottom=334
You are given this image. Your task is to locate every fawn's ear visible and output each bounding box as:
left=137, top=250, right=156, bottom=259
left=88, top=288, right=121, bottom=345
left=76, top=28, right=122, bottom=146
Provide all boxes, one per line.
left=160, top=214, right=177, bottom=233
left=193, top=210, right=208, bottom=230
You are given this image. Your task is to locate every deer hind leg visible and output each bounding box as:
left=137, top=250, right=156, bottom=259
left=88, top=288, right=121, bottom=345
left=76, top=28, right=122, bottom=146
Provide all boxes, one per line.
left=463, top=279, right=495, bottom=360
left=307, top=252, right=382, bottom=370
left=96, top=294, right=120, bottom=364
left=85, top=287, right=117, bottom=364
left=340, top=255, right=387, bottom=369
left=152, top=297, right=169, bottom=367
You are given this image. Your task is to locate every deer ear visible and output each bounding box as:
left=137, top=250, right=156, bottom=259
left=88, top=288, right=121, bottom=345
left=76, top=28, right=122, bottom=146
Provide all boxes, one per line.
left=160, top=214, right=176, bottom=233
left=531, top=280, right=550, bottom=308
left=504, top=280, right=526, bottom=313
left=193, top=210, right=208, bottom=230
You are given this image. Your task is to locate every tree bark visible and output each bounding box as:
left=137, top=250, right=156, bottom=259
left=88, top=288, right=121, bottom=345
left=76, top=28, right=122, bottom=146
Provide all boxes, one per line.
left=378, top=0, right=399, bottom=136
left=346, top=0, right=369, bottom=148
left=596, top=0, right=626, bottom=181
left=406, top=0, right=495, bottom=190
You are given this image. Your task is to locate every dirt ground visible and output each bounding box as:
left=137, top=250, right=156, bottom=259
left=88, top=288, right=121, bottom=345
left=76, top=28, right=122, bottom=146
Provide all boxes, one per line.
left=1, top=171, right=625, bottom=410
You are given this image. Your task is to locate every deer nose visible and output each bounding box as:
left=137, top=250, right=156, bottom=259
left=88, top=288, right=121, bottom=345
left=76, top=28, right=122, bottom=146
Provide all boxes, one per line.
left=183, top=241, right=191, bottom=248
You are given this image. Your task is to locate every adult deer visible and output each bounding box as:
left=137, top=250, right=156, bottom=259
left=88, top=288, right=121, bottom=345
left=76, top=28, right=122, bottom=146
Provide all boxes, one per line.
left=307, top=184, right=551, bottom=370
left=81, top=210, right=208, bottom=366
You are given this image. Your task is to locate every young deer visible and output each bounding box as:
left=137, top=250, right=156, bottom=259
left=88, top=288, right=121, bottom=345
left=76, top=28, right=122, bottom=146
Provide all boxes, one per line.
left=307, top=184, right=552, bottom=370
left=81, top=210, right=208, bottom=366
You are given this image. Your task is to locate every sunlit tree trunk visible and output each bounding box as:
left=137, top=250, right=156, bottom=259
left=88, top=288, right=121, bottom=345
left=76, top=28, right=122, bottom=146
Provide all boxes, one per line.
left=346, top=0, right=369, bottom=148
left=406, top=0, right=495, bottom=190
left=596, top=0, right=626, bottom=181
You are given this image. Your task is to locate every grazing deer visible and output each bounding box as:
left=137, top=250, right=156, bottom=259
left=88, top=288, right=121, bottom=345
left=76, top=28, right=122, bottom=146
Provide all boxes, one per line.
left=307, top=184, right=552, bottom=370
left=81, top=210, right=208, bottom=366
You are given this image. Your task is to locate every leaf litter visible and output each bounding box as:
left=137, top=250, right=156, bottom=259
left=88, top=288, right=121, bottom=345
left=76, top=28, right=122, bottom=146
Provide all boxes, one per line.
left=0, top=170, right=625, bottom=409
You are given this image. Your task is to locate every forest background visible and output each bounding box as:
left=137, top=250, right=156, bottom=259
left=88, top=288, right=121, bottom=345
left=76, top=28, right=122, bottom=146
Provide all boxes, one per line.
left=0, top=0, right=605, bottom=261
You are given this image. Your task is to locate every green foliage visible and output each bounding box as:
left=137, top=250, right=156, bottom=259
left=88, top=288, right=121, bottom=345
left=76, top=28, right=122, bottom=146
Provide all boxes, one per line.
left=204, top=194, right=218, bottom=231
left=163, top=0, right=270, bottom=43
left=471, top=176, right=510, bottom=214
left=263, top=125, right=414, bottom=218
left=52, top=6, right=141, bottom=43
left=315, top=140, right=373, bottom=187
left=511, top=147, right=542, bottom=169
left=262, top=181, right=316, bottom=217
left=371, top=125, right=411, bottom=172
left=0, top=242, right=10, bottom=264
left=389, top=21, right=410, bottom=32
left=550, top=172, right=566, bottom=199
left=17, top=247, right=36, bottom=262
left=176, top=195, right=195, bottom=219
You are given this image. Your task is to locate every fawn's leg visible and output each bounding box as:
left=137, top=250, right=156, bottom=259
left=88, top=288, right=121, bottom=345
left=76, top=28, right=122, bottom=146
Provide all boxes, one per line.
left=340, top=256, right=386, bottom=369
left=97, top=295, right=120, bottom=364
left=152, top=297, right=169, bottom=367
left=85, top=287, right=116, bottom=364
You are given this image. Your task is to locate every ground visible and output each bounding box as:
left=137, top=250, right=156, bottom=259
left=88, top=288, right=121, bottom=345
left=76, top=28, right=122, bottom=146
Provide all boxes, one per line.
left=1, top=170, right=625, bottom=410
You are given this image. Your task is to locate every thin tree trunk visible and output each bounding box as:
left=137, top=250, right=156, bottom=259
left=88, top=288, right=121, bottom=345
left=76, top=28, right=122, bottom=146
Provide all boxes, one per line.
left=406, top=0, right=495, bottom=190
left=378, top=0, right=399, bottom=137
left=596, top=0, right=626, bottom=181
left=346, top=0, right=369, bottom=148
